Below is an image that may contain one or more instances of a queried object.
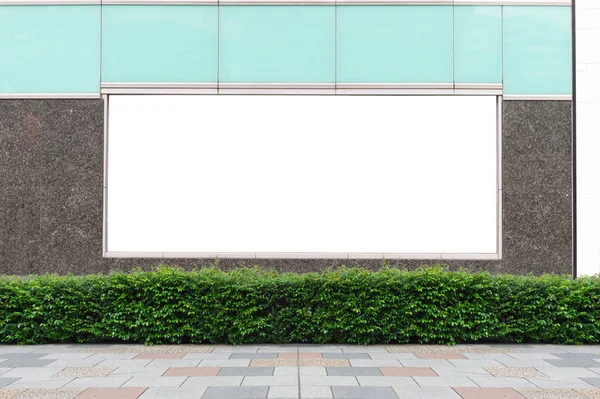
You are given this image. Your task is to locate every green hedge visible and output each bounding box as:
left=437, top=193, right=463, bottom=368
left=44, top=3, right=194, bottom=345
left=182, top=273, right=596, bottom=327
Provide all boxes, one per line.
left=0, top=266, right=598, bottom=345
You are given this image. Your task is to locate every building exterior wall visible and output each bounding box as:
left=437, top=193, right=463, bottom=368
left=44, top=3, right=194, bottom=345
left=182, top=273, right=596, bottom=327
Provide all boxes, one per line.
left=0, top=99, right=572, bottom=275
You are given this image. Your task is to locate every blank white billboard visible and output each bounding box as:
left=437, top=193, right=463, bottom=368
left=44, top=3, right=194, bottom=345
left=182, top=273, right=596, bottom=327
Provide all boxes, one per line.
left=106, top=95, right=498, bottom=257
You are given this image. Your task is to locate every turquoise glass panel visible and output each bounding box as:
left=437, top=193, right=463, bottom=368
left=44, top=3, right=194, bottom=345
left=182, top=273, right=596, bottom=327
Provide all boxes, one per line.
left=454, top=6, right=502, bottom=84
left=219, top=6, right=335, bottom=83
left=336, top=6, right=453, bottom=83
left=0, top=5, right=100, bottom=94
left=102, top=5, right=217, bottom=83
left=503, top=6, right=572, bottom=95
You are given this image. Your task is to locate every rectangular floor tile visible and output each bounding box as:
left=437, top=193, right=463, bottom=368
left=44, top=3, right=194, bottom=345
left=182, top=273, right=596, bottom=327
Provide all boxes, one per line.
left=527, top=378, right=595, bottom=389
left=326, top=367, right=381, bottom=376
left=0, top=378, right=19, bottom=388
left=299, top=367, right=326, bottom=376
left=134, top=354, right=184, bottom=360
left=230, top=354, right=276, bottom=360
left=75, top=387, right=147, bottom=399
left=201, top=386, right=268, bottom=399
left=470, top=376, right=536, bottom=388
left=0, top=360, right=56, bottom=368
left=323, top=354, right=369, bottom=360
left=164, top=367, right=220, bottom=377
left=65, top=376, right=131, bottom=388
left=580, top=378, right=600, bottom=388
left=349, top=360, right=401, bottom=368
left=301, top=385, right=332, bottom=398
left=241, top=376, right=297, bottom=387
left=300, top=376, right=358, bottom=386
left=218, top=367, right=273, bottom=376
left=392, top=387, right=461, bottom=398
left=453, top=387, right=526, bottom=399
left=273, top=367, right=297, bottom=376
left=357, top=376, right=417, bottom=387
left=9, top=388, right=83, bottom=399
left=332, top=386, right=398, bottom=398
left=200, top=360, right=250, bottom=368
left=181, top=376, right=243, bottom=387
left=413, top=377, right=478, bottom=388
left=417, top=354, right=467, bottom=360
left=122, top=376, right=186, bottom=388
left=380, top=367, right=437, bottom=377
left=267, top=385, right=297, bottom=398
left=138, top=387, right=207, bottom=399
left=7, top=378, right=74, bottom=389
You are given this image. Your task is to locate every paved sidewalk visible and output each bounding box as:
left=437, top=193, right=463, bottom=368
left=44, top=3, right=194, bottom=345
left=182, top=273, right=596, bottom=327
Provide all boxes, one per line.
left=2, top=345, right=600, bottom=398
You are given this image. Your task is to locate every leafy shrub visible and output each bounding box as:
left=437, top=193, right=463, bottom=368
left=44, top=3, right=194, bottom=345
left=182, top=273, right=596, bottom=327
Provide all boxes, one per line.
left=0, top=266, right=598, bottom=345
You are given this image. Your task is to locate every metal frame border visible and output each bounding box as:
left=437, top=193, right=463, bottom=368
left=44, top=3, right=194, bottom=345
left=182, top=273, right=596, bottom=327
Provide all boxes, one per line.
left=102, top=94, right=503, bottom=260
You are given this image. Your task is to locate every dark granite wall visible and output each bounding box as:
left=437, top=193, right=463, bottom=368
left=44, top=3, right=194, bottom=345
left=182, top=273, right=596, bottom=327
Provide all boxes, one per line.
left=0, top=99, right=572, bottom=276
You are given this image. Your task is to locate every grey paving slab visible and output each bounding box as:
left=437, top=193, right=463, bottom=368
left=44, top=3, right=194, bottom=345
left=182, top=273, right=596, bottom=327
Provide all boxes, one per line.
left=332, top=386, right=399, bottom=399
left=0, top=353, right=50, bottom=359
left=219, top=367, right=274, bottom=376
left=432, top=366, right=491, bottom=378
left=413, top=377, right=478, bottom=388
left=300, top=376, right=358, bottom=386
left=266, top=385, right=297, bottom=398
left=341, top=347, right=387, bottom=354
left=301, top=385, right=333, bottom=398
left=63, top=375, right=132, bottom=388
left=323, top=354, right=370, bottom=360
left=6, top=377, right=74, bottom=389
left=368, top=353, right=418, bottom=360
left=202, top=386, right=268, bottom=399
left=145, top=360, right=201, bottom=369
left=213, top=347, right=259, bottom=353
left=38, top=354, right=93, bottom=360
left=299, top=367, right=327, bottom=376
left=0, top=368, right=11, bottom=376
left=183, top=353, right=232, bottom=360
left=0, top=378, right=19, bottom=388
left=553, top=354, right=600, bottom=360
left=448, top=359, right=505, bottom=368
left=356, top=376, right=417, bottom=387
left=0, top=359, right=55, bottom=368
left=230, top=354, right=278, bottom=360
left=257, top=347, right=297, bottom=354
left=399, top=360, right=454, bottom=368
left=508, top=353, right=562, bottom=360
left=1, top=367, right=65, bottom=378
left=139, top=387, right=207, bottom=399
left=580, top=378, right=600, bottom=388
left=469, top=376, right=537, bottom=388
left=349, top=360, right=402, bottom=367
left=546, top=358, right=600, bottom=368
left=242, top=376, right=298, bottom=387
left=198, top=359, right=251, bottom=367
left=0, top=346, right=39, bottom=354
left=536, top=367, right=600, bottom=379
left=527, top=377, right=596, bottom=389
left=181, top=376, right=244, bottom=387
left=122, top=376, right=187, bottom=388
left=391, top=387, right=462, bottom=399
left=326, top=368, right=381, bottom=376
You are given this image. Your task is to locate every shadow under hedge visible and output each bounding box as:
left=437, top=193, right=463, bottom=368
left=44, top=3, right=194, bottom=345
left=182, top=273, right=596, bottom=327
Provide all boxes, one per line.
left=0, top=266, right=598, bottom=345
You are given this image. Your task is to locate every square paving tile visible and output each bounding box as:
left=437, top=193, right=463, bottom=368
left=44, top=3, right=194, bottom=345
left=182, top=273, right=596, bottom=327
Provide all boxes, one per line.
left=163, top=367, right=220, bottom=377
left=379, top=367, right=437, bottom=377
left=74, top=388, right=147, bottom=399
left=332, top=386, right=398, bottom=398
left=201, top=386, right=268, bottom=399
left=453, top=387, right=526, bottom=399
left=326, top=367, right=381, bottom=376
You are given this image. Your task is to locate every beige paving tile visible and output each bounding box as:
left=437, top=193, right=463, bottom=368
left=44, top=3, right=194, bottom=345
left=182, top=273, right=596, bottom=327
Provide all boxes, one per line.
left=516, top=388, right=588, bottom=399
left=0, top=389, right=24, bottom=399
left=386, top=345, right=518, bottom=354
left=250, top=359, right=296, bottom=367
left=380, top=367, right=437, bottom=377
left=12, top=388, right=83, bottom=399
left=54, top=368, right=115, bottom=378
left=300, top=359, right=350, bottom=367
left=162, top=367, right=220, bottom=377
left=576, top=388, right=600, bottom=399
left=487, top=367, right=548, bottom=378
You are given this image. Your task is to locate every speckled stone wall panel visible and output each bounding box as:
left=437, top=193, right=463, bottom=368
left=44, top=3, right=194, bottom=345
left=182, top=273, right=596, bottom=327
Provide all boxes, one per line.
left=0, top=99, right=572, bottom=275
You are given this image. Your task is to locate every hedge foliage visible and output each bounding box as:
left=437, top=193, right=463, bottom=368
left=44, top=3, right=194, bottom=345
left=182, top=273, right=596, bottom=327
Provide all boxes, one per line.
left=0, top=266, right=599, bottom=345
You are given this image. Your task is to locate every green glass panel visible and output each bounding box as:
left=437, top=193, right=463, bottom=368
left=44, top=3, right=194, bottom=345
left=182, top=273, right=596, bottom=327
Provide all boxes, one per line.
left=102, top=5, right=217, bottom=83
left=336, top=5, right=453, bottom=83
left=0, top=5, right=100, bottom=93
left=454, top=6, right=502, bottom=84
left=219, top=6, right=335, bottom=83
left=503, top=6, right=572, bottom=95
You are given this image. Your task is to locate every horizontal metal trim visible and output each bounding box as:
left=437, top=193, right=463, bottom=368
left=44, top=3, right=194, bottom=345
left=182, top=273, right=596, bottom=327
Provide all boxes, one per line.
left=104, top=252, right=498, bottom=259
left=336, top=88, right=454, bottom=95
left=454, top=83, right=503, bottom=90
left=101, top=82, right=216, bottom=89
left=503, top=94, right=572, bottom=101
left=218, top=83, right=335, bottom=89
left=440, top=253, right=500, bottom=260
left=455, top=0, right=570, bottom=4
left=101, top=88, right=218, bottom=94
left=0, top=93, right=101, bottom=99
left=0, top=0, right=569, bottom=4
left=219, top=88, right=335, bottom=95
left=454, top=89, right=503, bottom=95
left=337, top=83, right=453, bottom=89
left=0, top=0, right=99, bottom=4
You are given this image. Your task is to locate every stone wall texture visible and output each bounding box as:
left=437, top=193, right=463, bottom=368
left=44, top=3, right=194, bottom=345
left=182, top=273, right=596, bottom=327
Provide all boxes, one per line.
left=0, top=99, right=573, bottom=275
